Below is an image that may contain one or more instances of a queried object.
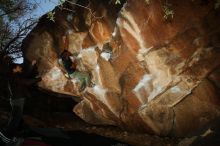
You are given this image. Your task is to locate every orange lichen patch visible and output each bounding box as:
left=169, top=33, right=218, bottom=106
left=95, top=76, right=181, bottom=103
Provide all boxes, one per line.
left=111, top=44, right=139, bottom=77
left=119, top=27, right=140, bottom=53
left=125, top=93, right=141, bottom=110
left=170, top=28, right=200, bottom=59
left=82, top=33, right=96, bottom=48
left=89, top=20, right=112, bottom=47
left=119, top=63, right=146, bottom=109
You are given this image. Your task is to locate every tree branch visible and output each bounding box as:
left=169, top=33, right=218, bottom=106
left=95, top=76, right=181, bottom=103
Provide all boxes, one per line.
left=2, top=19, right=37, bottom=53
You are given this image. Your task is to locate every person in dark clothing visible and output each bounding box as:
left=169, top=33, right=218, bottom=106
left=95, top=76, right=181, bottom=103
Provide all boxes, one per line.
left=58, top=34, right=92, bottom=92
left=0, top=57, right=41, bottom=145
left=58, top=49, right=91, bottom=92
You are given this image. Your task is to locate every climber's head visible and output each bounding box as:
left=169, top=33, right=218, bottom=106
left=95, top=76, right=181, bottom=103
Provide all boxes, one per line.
left=12, top=65, right=23, bottom=73
left=60, top=50, right=72, bottom=60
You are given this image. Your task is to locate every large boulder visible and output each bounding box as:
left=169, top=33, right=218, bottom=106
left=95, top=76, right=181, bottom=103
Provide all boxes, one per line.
left=23, top=0, right=220, bottom=137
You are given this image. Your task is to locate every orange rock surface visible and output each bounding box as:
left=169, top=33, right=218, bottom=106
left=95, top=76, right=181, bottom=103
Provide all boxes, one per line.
left=23, top=0, right=220, bottom=137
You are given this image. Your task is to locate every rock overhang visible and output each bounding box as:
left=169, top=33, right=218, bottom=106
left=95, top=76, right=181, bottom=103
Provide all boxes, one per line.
left=22, top=0, right=220, bottom=137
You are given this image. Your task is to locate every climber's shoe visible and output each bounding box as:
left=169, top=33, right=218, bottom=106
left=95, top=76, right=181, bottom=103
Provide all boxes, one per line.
left=64, top=73, right=70, bottom=78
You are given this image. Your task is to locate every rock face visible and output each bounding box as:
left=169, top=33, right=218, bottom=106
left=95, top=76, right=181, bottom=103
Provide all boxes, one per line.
left=23, top=0, right=220, bottom=137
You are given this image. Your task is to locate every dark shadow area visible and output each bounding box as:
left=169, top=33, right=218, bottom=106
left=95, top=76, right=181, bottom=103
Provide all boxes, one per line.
left=24, top=129, right=128, bottom=146
left=0, top=85, right=129, bottom=146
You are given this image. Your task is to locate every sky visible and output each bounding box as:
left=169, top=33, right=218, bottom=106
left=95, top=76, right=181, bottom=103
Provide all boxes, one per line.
left=16, top=0, right=60, bottom=63
left=29, top=0, right=60, bottom=19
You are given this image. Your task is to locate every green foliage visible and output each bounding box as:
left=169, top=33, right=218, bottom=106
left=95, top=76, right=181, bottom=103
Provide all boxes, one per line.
left=0, top=0, right=36, bottom=59
left=163, top=5, right=174, bottom=20
left=115, top=0, right=121, bottom=5
left=47, top=11, right=56, bottom=22
left=46, top=0, right=66, bottom=22
left=0, top=0, right=17, bottom=20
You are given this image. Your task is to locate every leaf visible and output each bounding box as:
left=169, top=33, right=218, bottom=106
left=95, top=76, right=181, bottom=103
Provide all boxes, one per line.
left=115, top=0, right=121, bottom=5
left=163, top=5, right=174, bottom=20
left=47, top=11, right=56, bottom=22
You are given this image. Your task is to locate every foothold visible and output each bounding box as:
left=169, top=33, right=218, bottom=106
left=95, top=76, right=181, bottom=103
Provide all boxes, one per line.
left=187, top=78, right=192, bottom=83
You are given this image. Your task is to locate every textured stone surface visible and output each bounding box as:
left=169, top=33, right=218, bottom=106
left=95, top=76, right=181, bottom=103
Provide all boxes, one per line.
left=23, top=0, right=220, bottom=137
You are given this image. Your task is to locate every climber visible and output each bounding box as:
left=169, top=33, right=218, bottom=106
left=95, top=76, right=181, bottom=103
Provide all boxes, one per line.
left=0, top=56, right=41, bottom=146
left=58, top=33, right=92, bottom=92
left=58, top=49, right=91, bottom=92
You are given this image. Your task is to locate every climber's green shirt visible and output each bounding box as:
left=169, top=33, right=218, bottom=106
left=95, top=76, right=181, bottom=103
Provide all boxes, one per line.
left=69, top=71, right=91, bottom=92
